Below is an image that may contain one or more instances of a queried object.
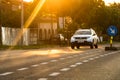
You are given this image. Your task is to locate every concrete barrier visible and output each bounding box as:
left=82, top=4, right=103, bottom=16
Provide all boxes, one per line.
left=105, top=47, right=120, bottom=51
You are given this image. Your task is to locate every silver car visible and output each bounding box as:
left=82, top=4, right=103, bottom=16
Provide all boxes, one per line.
left=70, top=28, right=99, bottom=49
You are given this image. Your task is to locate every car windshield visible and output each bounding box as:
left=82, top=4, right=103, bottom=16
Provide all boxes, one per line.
left=75, top=30, right=91, bottom=35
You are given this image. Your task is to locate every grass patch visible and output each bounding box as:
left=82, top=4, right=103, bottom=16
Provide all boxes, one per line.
left=99, top=41, right=120, bottom=44
left=0, top=44, right=61, bottom=50
left=99, top=41, right=109, bottom=44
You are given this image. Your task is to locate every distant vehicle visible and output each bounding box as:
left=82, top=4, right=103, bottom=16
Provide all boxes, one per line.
left=70, top=28, right=99, bottom=49
left=52, top=34, right=67, bottom=45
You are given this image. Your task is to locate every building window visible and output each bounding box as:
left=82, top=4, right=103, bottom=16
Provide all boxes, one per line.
left=52, top=29, right=54, bottom=36
left=44, top=29, right=47, bottom=40
left=39, top=29, right=42, bottom=40
left=48, top=29, right=51, bottom=39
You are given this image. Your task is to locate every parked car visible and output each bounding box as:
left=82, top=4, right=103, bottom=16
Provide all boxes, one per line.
left=52, top=34, right=67, bottom=45
left=70, top=28, right=99, bottom=49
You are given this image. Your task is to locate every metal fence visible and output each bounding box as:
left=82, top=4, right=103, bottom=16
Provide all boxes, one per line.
left=2, top=27, right=57, bottom=46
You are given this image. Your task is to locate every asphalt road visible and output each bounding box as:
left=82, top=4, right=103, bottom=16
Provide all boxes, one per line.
left=0, top=45, right=120, bottom=80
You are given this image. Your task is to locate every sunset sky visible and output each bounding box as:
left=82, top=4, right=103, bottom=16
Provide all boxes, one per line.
left=23, top=0, right=33, bottom=2
left=104, top=0, right=120, bottom=5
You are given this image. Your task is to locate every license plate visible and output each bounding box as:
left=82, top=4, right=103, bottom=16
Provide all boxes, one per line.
left=78, top=39, right=85, bottom=42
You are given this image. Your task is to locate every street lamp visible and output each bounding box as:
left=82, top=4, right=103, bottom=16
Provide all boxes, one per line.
left=0, top=1, right=2, bottom=45
left=20, top=0, right=33, bottom=45
left=21, top=0, right=24, bottom=29
left=20, top=0, right=24, bottom=45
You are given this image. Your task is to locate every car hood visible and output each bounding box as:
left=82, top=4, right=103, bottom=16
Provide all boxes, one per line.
left=72, top=35, right=91, bottom=38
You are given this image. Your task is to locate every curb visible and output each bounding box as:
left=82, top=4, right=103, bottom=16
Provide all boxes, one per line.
left=105, top=47, right=120, bottom=51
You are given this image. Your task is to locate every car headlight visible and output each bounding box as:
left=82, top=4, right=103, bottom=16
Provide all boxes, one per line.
left=70, top=37, right=75, bottom=42
left=87, top=37, right=93, bottom=42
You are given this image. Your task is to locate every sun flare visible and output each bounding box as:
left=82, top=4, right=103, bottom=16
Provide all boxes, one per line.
left=23, top=0, right=33, bottom=2
left=104, top=0, right=120, bottom=5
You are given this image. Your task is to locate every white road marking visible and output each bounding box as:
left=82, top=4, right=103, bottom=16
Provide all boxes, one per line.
left=0, top=72, right=14, bottom=76
left=108, top=53, right=112, bottom=55
left=79, top=54, right=83, bottom=55
left=104, top=54, right=109, bottom=56
left=17, top=67, right=29, bottom=71
left=73, top=55, right=78, bottom=57
left=41, top=62, right=48, bottom=65
left=83, top=60, right=89, bottom=63
left=31, top=64, right=39, bottom=67
left=107, top=51, right=120, bottom=55
left=50, top=60, right=58, bottom=62
left=89, top=58, right=94, bottom=60
left=59, top=58, right=65, bottom=60
left=111, top=51, right=117, bottom=54
left=100, top=55, right=104, bottom=57
left=116, top=51, right=120, bottom=54
left=60, top=68, right=70, bottom=72
left=49, top=72, right=60, bottom=77
left=94, top=56, right=99, bottom=59
left=38, top=78, right=48, bottom=80
left=85, top=53, right=89, bottom=54
left=75, top=62, right=83, bottom=65
left=70, top=65, right=77, bottom=68
left=67, top=56, right=73, bottom=59
left=110, top=52, right=116, bottom=54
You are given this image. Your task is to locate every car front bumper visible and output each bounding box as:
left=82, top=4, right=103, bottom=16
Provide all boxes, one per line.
left=71, top=41, right=92, bottom=46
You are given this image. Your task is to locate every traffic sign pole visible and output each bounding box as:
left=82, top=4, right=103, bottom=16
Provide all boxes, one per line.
left=105, top=25, right=119, bottom=51
left=110, top=36, right=113, bottom=47
left=107, top=25, right=118, bottom=48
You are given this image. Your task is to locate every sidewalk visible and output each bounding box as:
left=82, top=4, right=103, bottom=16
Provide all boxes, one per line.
left=0, top=46, right=82, bottom=60
left=0, top=42, right=119, bottom=60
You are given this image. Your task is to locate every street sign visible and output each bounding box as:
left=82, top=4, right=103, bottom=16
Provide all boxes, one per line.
left=107, top=25, right=118, bottom=36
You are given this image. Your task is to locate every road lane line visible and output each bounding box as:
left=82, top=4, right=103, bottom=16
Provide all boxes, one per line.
left=0, top=72, right=14, bottom=76
left=41, top=62, right=48, bottom=65
left=67, top=56, right=73, bottom=59
left=70, top=65, right=77, bottom=68
left=17, top=67, right=29, bottom=71
left=73, top=55, right=78, bottom=57
left=89, top=58, right=94, bottom=60
left=31, top=64, right=39, bottom=67
left=50, top=60, right=58, bottom=62
left=49, top=72, right=60, bottom=77
left=94, top=56, right=99, bottom=59
left=104, top=54, right=109, bottom=56
left=110, top=52, right=117, bottom=54
left=100, top=55, right=104, bottom=57
left=60, top=68, right=70, bottom=72
left=79, top=54, right=83, bottom=55
left=82, top=60, right=89, bottom=63
left=75, top=62, right=83, bottom=65
left=108, top=53, right=112, bottom=55
left=85, top=53, right=89, bottom=54
left=59, top=58, right=65, bottom=60
left=38, top=78, right=48, bottom=80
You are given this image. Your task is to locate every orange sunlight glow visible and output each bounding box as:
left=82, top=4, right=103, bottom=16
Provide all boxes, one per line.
left=104, top=0, right=120, bottom=5
left=7, top=0, right=46, bottom=50
left=23, top=0, right=33, bottom=2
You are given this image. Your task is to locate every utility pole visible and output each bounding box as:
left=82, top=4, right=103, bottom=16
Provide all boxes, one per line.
left=21, top=0, right=24, bottom=45
left=0, top=0, right=2, bottom=45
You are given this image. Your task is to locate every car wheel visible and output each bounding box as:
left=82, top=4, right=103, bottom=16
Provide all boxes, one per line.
left=90, top=42, right=94, bottom=49
left=90, top=45, right=93, bottom=49
left=94, top=44, right=98, bottom=48
left=76, top=45, right=80, bottom=49
left=94, top=41, right=98, bottom=48
left=71, top=45, right=75, bottom=49
left=71, top=43, right=75, bottom=49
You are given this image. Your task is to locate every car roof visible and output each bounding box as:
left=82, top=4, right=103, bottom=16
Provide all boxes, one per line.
left=76, top=29, right=92, bottom=32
